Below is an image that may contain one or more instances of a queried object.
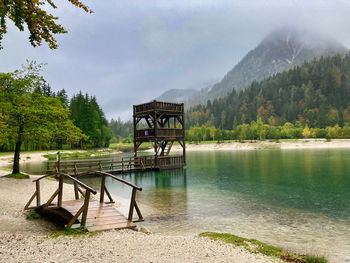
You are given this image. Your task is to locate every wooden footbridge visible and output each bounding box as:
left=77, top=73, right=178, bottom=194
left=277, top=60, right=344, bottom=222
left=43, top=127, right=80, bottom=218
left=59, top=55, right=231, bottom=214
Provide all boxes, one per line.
left=24, top=171, right=143, bottom=231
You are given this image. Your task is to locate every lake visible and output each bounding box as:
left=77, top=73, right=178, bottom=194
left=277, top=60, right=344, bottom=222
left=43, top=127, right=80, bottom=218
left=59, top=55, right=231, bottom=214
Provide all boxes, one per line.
left=12, top=149, right=350, bottom=262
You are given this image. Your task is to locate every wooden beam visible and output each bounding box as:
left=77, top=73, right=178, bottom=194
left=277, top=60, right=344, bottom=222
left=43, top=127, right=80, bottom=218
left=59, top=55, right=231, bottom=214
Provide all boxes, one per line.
left=81, top=191, right=91, bottom=227
left=24, top=191, right=37, bottom=210
left=36, top=180, right=41, bottom=207
left=104, top=186, right=115, bottom=203
left=128, top=188, right=137, bottom=221
left=100, top=174, right=106, bottom=203
left=58, top=175, right=63, bottom=207
left=66, top=204, right=85, bottom=229
left=43, top=188, right=59, bottom=208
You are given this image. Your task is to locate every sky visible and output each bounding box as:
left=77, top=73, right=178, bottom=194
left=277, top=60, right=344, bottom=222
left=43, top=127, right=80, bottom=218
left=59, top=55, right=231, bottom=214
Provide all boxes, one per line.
left=1, top=0, right=350, bottom=120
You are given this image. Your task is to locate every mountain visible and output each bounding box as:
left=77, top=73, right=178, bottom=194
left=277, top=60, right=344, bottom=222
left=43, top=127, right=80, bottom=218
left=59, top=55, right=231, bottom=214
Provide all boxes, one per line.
left=156, top=79, right=218, bottom=104
left=161, top=27, right=347, bottom=106
left=203, top=27, right=348, bottom=102
left=186, top=53, right=350, bottom=129
left=156, top=88, right=197, bottom=103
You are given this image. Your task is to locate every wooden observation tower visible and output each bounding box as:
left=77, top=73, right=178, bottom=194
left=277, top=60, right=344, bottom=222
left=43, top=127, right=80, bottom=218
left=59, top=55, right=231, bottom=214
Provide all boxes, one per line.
left=133, top=100, right=186, bottom=169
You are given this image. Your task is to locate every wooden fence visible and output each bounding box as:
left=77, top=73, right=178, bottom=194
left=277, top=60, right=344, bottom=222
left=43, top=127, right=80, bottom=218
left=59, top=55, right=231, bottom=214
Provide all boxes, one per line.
left=46, top=155, right=184, bottom=175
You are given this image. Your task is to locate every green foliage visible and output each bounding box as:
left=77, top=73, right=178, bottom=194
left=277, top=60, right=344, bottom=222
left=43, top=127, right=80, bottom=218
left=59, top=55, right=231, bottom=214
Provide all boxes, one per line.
left=48, top=226, right=94, bottom=238
left=0, top=61, right=86, bottom=173
left=44, top=150, right=113, bottom=160
left=5, top=173, right=29, bottom=179
left=69, top=92, right=113, bottom=148
left=199, top=232, right=328, bottom=263
left=109, top=118, right=134, bottom=143
left=0, top=1, right=92, bottom=49
left=187, top=122, right=350, bottom=142
left=187, top=54, right=350, bottom=130
left=25, top=209, right=41, bottom=220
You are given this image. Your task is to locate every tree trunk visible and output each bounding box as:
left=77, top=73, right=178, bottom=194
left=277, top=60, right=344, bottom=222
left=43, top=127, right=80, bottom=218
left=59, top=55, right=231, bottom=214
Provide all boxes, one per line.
left=12, top=123, right=24, bottom=174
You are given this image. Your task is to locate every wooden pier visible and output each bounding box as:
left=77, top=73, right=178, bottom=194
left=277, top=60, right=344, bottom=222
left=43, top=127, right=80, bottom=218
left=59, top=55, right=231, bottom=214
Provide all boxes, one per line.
left=46, top=155, right=185, bottom=176
left=24, top=172, right=143, bottom=231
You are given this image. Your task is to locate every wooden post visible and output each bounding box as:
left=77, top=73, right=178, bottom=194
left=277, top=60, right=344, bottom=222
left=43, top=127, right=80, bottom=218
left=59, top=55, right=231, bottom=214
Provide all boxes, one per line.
left=182, top=105, right=186, bottom=165
left=36, top=180, right=41, bottom=207
left=133, top=105, right=137, bottom=157
left=58, top=174, right=63, bottom=207
left=81, top=191, right=91, bottom=227
left=56, top=152, right=60, bottom=174
left=100, top=174, right=105, bottom=203
left=73, top=181, right=79, bottom=200
left=128, top=188, right=137, bottom=221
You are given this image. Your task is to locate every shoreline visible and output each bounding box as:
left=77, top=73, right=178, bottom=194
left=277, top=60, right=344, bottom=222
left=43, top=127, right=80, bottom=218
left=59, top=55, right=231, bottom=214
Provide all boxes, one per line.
left=1, top=139, right=350, bottom=169
left=0, top=174, right=280, bottom=263
left=159, top=138, right=350, bottom=152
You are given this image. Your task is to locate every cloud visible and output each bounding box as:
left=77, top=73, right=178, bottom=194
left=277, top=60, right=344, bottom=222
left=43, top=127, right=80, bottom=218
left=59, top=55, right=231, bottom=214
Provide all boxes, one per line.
left=1, top=0, right=350, bottom=120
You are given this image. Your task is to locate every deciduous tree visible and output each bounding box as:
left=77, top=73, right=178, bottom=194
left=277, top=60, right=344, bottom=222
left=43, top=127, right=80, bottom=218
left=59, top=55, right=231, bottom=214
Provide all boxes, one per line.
left=0, top=0, right=92, bottom=49
left=0, top=62, right=85, bottom=174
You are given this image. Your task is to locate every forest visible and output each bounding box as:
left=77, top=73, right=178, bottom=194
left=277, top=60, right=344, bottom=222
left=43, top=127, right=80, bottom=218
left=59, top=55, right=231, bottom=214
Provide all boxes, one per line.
left=186, top=54, right=350, bottom=131
left=0, top=65, right=113, bottom=152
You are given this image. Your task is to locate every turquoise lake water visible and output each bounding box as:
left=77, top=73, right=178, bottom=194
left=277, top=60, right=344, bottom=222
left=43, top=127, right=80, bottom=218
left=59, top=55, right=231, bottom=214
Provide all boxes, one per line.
left=9, top=149, right=350, bottom=262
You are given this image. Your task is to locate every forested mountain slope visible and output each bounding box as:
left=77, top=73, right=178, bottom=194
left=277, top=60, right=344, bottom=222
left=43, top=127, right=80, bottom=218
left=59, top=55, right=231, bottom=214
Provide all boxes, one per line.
left=186, top=53, right=350, bottom=129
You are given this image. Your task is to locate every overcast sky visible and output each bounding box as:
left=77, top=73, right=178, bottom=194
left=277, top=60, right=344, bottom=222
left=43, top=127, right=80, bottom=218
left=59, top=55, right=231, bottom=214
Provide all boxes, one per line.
left=1, top=0, right=350, bottom=120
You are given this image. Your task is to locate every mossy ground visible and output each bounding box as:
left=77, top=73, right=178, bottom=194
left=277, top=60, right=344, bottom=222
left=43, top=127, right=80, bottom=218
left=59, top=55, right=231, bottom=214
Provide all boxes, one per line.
left=5, top=173, right=29, bottom=179
left=25, top=209, right=41, bottom=220
left=199, top=232, right=328, bottom=263
left=48, top=227, right=99, bottom=238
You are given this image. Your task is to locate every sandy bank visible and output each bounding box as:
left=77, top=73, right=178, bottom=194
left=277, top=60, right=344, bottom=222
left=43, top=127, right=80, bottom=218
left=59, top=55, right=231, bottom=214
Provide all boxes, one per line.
left=167, top=139, right=350, bottom=152
left=0, top=175, right=280, bottom=263
left=0, top=149, right=120, bottom=169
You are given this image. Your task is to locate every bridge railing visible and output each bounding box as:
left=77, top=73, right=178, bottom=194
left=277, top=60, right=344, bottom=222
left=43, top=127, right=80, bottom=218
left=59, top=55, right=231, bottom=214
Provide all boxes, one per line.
left=135, top=128, right=184, bottom=139
left=24, top=171, right=144, bottom=228
left=134, top=100, right=184, bottom=114
left=46, top=156, right=139, bottom=175
left=96, top=171, right=143, bottom=222
left=24, top=173, right=97, bottom=228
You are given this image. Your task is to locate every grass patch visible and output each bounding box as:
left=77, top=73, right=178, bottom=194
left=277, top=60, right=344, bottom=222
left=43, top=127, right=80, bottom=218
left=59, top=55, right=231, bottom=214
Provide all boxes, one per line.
left=5, top=173, right=29, bottom=179
left=48, top=226, right=99, bottom=238
left=109, top=142, right=152, bottom=152
left=199, top=232, right=328, bottom=263
left=25, top=209, right=41, bottom=220
left=44, top=150, right=114, bottom=161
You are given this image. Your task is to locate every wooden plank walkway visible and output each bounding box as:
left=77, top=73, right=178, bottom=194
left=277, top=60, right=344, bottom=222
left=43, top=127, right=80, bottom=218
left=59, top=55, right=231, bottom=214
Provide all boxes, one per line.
left=62, top=199, right=135, bottom=231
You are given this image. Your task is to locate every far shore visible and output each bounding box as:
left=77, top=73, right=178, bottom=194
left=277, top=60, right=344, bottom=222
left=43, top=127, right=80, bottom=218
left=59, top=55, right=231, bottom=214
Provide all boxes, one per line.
left=1, top=139, right=350, bottom=169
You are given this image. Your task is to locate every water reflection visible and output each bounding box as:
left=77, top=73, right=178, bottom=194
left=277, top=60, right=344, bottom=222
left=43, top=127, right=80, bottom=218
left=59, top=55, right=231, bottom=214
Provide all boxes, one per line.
left=5, top=149, right=350, bottom=261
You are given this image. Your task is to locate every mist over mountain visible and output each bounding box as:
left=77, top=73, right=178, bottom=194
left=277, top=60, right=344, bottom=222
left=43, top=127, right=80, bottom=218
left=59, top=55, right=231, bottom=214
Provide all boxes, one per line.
left=156, top=89, right=198, bottom=103
left=203, top=27, right=348, bottom=101
left=158, top=27, right=348, bottom=107
left=156, top=79, right=218, bottom=104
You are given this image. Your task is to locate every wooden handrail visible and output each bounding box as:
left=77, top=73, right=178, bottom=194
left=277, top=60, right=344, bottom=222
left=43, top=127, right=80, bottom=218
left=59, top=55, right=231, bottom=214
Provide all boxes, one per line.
left=96, top=171, right=142, bottom=191
left=61, top=173, right=97, bottom=194
left=32, top=174, right=53, bottom=182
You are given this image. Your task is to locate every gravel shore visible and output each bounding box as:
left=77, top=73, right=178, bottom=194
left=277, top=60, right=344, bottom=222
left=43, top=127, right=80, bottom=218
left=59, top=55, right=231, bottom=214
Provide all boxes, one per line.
left=0, top=174, right=281, bottom=263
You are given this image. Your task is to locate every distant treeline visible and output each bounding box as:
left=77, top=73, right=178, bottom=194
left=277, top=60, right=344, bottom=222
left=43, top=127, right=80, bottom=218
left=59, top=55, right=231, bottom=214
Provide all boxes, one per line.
left=70, top=92, right=113, bottom=148
left=187, top=121, right=350, bottom=142
left=108, top=118, right=133, bottom=143
left=186, top=54, right=350, bottom=130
